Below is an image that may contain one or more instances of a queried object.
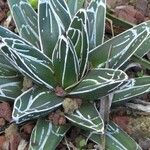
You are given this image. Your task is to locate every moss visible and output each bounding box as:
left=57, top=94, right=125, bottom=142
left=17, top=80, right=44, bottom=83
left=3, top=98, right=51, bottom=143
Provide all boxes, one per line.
left=63, top=98, right=82, bottom=114
left=22, top=77, right=33, bottom=92
left=129, top=116, right=150, bottom=139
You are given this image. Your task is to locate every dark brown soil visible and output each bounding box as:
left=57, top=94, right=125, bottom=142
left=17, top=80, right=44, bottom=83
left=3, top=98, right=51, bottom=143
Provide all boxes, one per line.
left=0, top=0, right=9, bottom=25
left=107, top=0, right=150, bottom=24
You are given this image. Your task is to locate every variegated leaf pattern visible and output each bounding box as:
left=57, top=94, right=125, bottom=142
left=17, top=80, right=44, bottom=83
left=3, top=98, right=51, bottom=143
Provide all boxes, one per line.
left=89, top=21, right=150, bottom=69
left=0, top=54, right=22, bottom=100
left=0, top=26, right=30, bottom=45
left=1, top=44, right=56, bottom=89
left=1, top=45, right=42, bottom=86
left=67, top=0, right=85, bottom=16
left=113, top=76, right=150, bottom=103
left=68, top=9, right=89, bottom=78
left=0, top=74, right=22, bottom=101
left=67, top=0, right=78, bottom=16
left=68, top=68, right=128, bottom=100
left=135, top=33, right=150, bottom=57
left=12, top=87, right=63, bottom=124
left=29, top=118, right=70, bottom=150
left=38, top=0, right=64, bottom=58
left=7, top=0, right=40, bottom=48
left=52, top=35, right=79, bottom=89
left=50, top=0, right=71, bottom=30
left=83, top=121, right=142, bottom=150
left=65, top=103, right=104, bottom=133
left=0, top=52, right=16, bottom=71
left=0, top=28, right=56, bottom=89
left=87, top=0, right=106, bottom=49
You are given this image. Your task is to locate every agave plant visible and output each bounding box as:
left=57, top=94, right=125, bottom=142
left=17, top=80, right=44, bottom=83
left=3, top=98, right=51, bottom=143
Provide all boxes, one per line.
left=0, top=0, right=150, bottom=149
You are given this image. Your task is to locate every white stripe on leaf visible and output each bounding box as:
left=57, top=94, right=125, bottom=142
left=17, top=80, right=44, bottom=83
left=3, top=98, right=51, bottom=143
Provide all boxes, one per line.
left=7, top=0, right=40, bottom=48
left=29, top=118, right=70, bottom=150
left=65, top=103, right=104, bottom=133
left=67, top=9, right=89, bottom=78
left=12, top=87, right=63, bottom=123
left=38, top=0, right=65, bottom=58
left=52, top=35, right=79, bottom=89
left=89, top=21, right=150, bottom=69
left=1, top=41, right=56, bottom=89
left=87, top=0, right=106, bottom=49
left=113, top=76, right=150, bottom=103
left=68, top=68, right=128, bottom=100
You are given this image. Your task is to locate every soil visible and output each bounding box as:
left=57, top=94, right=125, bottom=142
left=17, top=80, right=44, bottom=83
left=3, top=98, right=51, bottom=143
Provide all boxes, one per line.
left=0, top=0, right=149, bottom=150
left=0, top=0, right=8, bottom=25
left=107, top=0, right=150, bottom=24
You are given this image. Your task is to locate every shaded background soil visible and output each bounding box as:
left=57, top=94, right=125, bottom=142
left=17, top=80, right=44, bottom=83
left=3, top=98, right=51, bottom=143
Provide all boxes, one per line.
left=107, top=0, right=150, bottom=24
left=0, top=0, right=8, bottom=25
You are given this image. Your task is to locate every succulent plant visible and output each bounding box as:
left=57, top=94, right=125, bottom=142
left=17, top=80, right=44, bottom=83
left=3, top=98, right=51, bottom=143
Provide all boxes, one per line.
left=0, top=0, right=150, bottom=149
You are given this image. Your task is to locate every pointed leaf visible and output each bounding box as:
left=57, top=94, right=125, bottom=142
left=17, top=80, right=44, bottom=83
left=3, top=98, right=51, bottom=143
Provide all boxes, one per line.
left=52, top=35, right=79, bottom=89
left=0, top=35, right=56, bottom=89
left=69, top=68, right=128, bottom=100
left=12, top=87, right=63, bottom=123
left=67, top=0, right=85, bottom=16
left=65, top=103, right=104, bottom=133
left=7, top=0, right=40, bottom=48
left=38, top=0, right=64, bottom=58
left=89, top=21, right=150, bottom=69
left=0, top=26, right=30, bottom=45
left=29, top=118, right=70, bottom=150
left=113, top=76, right=150, bottom=103
left=50, top=0, right=71, bottom=30
left=135, top=34, right=150, bottom=57
left=0, top=77, right=22, bottom=101
left=68, top=9, right=89, bottom=78
left=0, top=55, right=22, bottom=100
left=83, top=121, right=142, bottom=150
left=87, top=0, right=106, bottom=49
left=0, top=53, right=17, bottom=71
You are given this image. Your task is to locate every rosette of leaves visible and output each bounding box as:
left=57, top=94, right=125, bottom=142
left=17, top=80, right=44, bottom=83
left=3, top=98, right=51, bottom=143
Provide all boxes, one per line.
left=0, top=0, right=149, bottom=149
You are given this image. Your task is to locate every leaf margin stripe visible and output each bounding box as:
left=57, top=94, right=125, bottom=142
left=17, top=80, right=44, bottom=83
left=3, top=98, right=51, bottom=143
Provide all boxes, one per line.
left=12, top=87, right=63, bottom=124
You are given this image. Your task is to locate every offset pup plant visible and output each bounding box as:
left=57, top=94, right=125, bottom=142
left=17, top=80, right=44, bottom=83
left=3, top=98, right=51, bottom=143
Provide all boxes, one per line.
left=0, top=0, right=149, bottom=149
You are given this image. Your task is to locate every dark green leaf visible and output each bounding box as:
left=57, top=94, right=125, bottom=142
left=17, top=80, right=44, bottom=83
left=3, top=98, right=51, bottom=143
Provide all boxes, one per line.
left=0, top=55, right=22, bottom=100
left=38, top=0, right=64, bottom=58
left=67, top=0, right=85, bottom=16
left=83, top=121, right=142, bottom=150
left=7, top=0, right=40, bottom=48
left=68, top=68, right=128, bottom=100
left=50, top=0, right=71, bottom=30
left=68, top=9, right=89, bottom=78
left=12, top=87, right=63, bottom=123
left=52, top=35, right=79, bottom=89
left=0, top=26, right=30, bottom=45
left=65, top=103, right=104, bottom=133
left=67, top=0, right=78, bottom=16
left=29, top=118, right=70, bottom=150
left=113, top=76, right=150, bottom=103
left=0, top=37, right=56, bottom=89
left=89, top=21, right=150, bottom=69
left=135, top=34, right=150, bottom=57
left=0, top=53, right=17, bottom=71
left=87, top=0, right=106, bottom=49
